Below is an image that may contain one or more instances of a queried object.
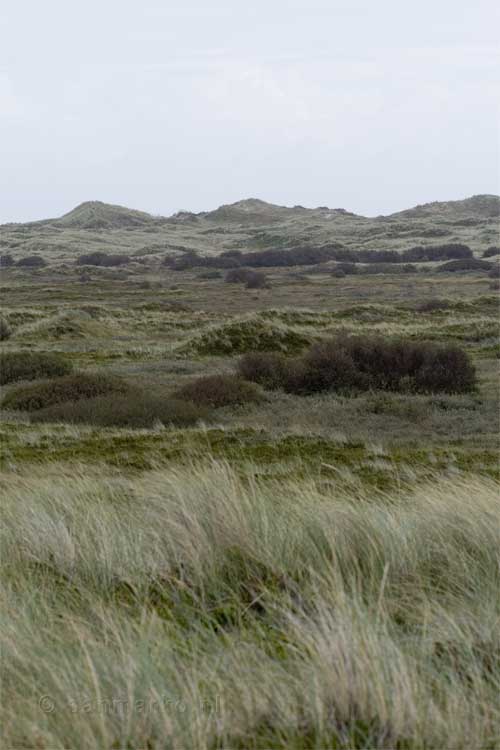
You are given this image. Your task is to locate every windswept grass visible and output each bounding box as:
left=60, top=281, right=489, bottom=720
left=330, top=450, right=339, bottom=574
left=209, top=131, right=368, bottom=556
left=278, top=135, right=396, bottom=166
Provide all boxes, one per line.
left=1, top=462, right=499, bottom=749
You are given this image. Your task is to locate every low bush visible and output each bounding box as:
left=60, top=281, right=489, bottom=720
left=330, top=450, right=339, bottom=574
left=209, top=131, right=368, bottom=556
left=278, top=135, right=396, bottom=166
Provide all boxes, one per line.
left=237, top=352, right=288, bottom=389
left=174, top=374, right=264, bottom=408
left=186, top=318, right=310, bottom=356
left=240, top=334, right=476, bottom=395
left=245, top=271, right=268, bottom=289
left=76, top=252, right=130, bottom=267
left=225, top=268, right=256, bottom=284
left=2, top=372, right=130, bottom=411
left=412, top=347, right=477, bottom=394
left=482, top=246, right=500, bottom=258
left=16, top=255, right=46, bottom=268
left=488, top=266, right=500, bottom=279
left=403, top=243, right=472, bottom=262
left=31, top=394, right=208, bottom=428
left=437, top=259, right=492, bottom=272
left=0, top=351, right=72, bottom=385
left=0, top=317, right=12, bottom=341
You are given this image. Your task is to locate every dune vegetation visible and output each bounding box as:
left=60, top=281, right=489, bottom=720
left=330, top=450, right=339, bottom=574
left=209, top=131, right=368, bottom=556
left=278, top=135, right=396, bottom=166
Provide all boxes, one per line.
left=1, top=195, right=499, bottom=748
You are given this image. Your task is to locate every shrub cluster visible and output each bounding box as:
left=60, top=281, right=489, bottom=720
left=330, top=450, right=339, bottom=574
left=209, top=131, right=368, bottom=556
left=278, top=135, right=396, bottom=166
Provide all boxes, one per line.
left=164, top=243, right=473, bottom=272
left=76, top=252, right=130, bottom=267
left=30, top=394, right=207, bottom=428
left=238, top=352, right=288, bottom=390
left=16, top=256, right=46, bottom=268
left=0, top=351, right=72, bottom=385
left=2, top=372, right=130, bottom=411
left=174, top=374, right=264, bottom=408
left=238, top=334, right=476, bottom=395
left=402, top=243, right=472, bottom=262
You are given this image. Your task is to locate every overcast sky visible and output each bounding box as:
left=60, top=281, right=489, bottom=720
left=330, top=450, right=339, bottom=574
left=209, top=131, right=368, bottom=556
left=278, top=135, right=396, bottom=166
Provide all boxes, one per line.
left=1, top=0, right=499, bottom=223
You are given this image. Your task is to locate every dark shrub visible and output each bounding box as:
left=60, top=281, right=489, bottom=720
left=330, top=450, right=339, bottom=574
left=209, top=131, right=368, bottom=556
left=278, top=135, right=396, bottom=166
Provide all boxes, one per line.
left=76, top=252, right=130, bottom=267
left=403, top=244, right=473, bottom=262
left=225, top=268, right=256, bottom=284
left=245, top=335, right=476, bottom=395
left=220, top=250, right=243, bottom=260
left=0, top=318, right=12, bottom=341
left=336, top=262, right=358, bottom=275
left=483, top=247, right=500, bottom=258
left=17, top=255, right=46, bottom=268
left=415, top=299, right=451, bottom=313
left=489, top=280, right=500, bottom=290
left=414, top=347, right=476, bottom=394
left=174, top=374, right=264, bottom=408
left=437, top=259, right=492, bottom=272
left=245, top=271, right=268, bottom=289
left=488, top=266, right=500, bottom=279
left=0, top=253, right=15, bottom=268
left=2, top=372, right=130, bottom=411
left=31, top=395, right=207, bottom=428
left=237, top=352, right=288, bottom=389
left=0, top=351, right=72, bottom=385
left=284, top=340, right=366, bottom=394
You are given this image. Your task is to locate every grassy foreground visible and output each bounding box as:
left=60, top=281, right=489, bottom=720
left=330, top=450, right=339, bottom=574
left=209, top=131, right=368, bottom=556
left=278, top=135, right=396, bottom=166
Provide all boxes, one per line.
left=1, top=460, right=499, bottom=749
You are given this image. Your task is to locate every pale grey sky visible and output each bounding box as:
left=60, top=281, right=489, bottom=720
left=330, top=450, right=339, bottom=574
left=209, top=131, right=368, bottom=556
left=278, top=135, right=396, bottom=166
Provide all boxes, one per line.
left=1, top=0, right=499, bottom=223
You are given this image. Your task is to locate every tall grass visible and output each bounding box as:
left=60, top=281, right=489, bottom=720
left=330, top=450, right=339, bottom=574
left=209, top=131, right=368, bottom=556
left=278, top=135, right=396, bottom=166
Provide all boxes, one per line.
left=1, top=462, right=499, bottom=748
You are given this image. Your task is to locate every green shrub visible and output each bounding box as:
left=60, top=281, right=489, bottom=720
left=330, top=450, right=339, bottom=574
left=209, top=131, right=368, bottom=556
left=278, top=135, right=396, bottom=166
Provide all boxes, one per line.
left=0, top=317, right=12, bottom=341
left=31, top=394, right=208, bottom=428
left=174, top=374, right=264, bottom=408
left=2, top=372, right=130, bottom=411
left=0, top=351, right=72, bottom=385
left=186, top=318, right=309, bottom=356
left=237, top=352, right=288, bottom=389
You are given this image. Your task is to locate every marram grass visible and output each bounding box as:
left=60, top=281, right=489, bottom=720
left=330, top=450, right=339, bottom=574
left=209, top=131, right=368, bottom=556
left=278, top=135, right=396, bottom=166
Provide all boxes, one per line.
left=1, top=461, right=499, bottom=749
